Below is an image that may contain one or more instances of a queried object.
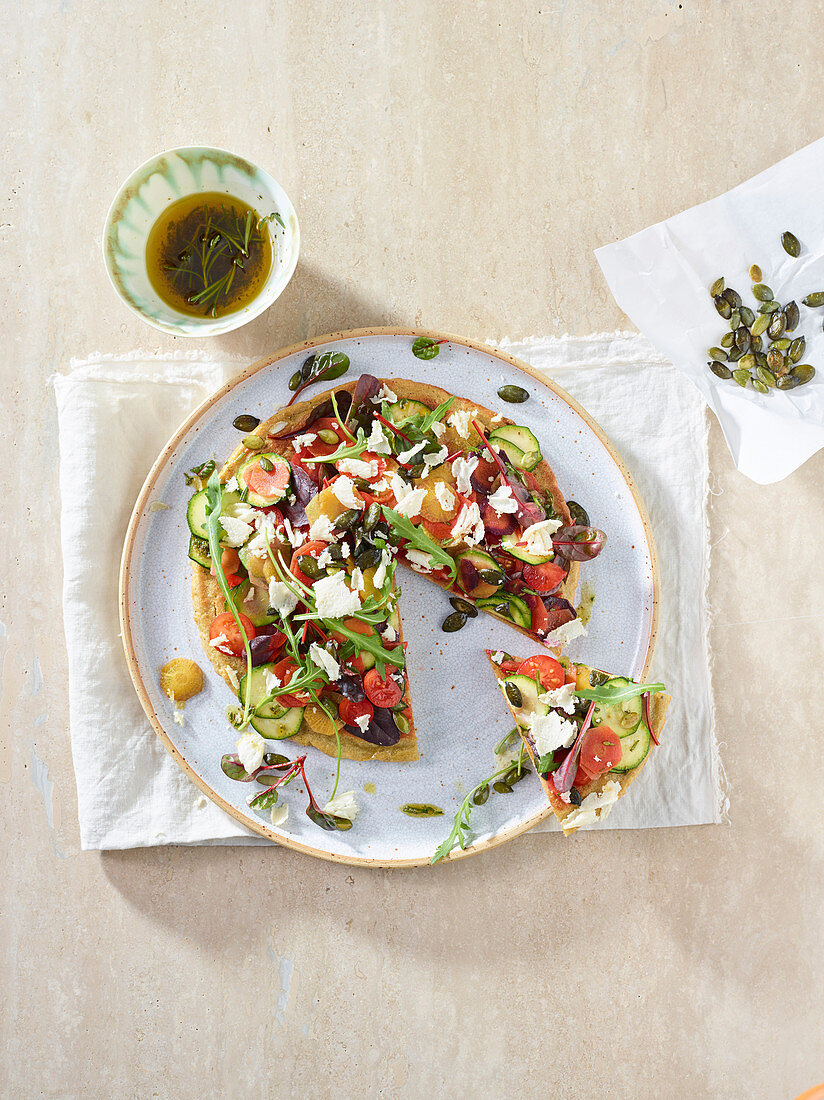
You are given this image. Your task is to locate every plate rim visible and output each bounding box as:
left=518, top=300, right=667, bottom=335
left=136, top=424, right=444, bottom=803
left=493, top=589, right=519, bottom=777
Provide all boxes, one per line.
left=118, top=326, right=660, bottom=867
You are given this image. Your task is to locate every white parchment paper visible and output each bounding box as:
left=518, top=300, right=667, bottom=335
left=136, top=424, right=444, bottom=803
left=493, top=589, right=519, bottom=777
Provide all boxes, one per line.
left=596, top=136, right=824, bottom=484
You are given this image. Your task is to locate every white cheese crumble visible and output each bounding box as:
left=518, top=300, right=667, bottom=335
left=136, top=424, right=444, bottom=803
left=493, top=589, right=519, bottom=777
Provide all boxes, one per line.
left=350, top=566, right=365, bottom=592
left=397, top=441, right=426, bottom=464
left=405, top=548, right=435, bottom=572
left=367, top=419, right=392, bottom=454
left=317, top=547, right=334, bottom=568
left=225, top=501, right=259, bottom=524
left=544, top=617, right=587, bottom=648
left=282, top=517, right=306, bottom=549
left=173, top=704, right=185, bottom=726
left=431, top=420, right=446, bottom=440
left=447, top=408, right=475, bottom=438
left=220, top=514, right=254, bottom=547
left=562, top=780, right=622, bottom=830
left=209, top=633, right=231, bottom=652
left=518, top=518, right=562, bottom=558
left=270, top=804, right=289, bottom=827
left=263, top=668, right=282, bottom=692
left=193, top=795, right=208, bottom=810
left=373, top=547, right=394, bottom=590
left=538, top=683, right=578, bottom=714
left=390, top=473, right=429, bottom=517
left=330, top=476, right=362, bottom=510
left=434, top=481, right=456, bottom=512
left=313, top=572, right=361, bottom=618
left=381, top=623, right=397, bottom=643
left=451, top=502, right=484, bottom=544
left=375, top=384, right=398, bottom=404
left=527, top=709, right=578, bottom=755
left=354, top=713, right=371, bottom=733
left=267, top=579, right=299, bottom=616
left=292, top=432, right=317, bottom=452
left=491, top=650, right=504, bottom=664
left=225, top=476, right=240, bottom=492
left=337, top=457, right=380, bottom=479
left=324, top=790, right=360, bottom=821
left=452, top=454, right=479, bottom=494
left=309, top=514, right=337, bottom=542
left=490, top=412, right=504, bottom=424
left=488, top=483, right=519, bottom=515
left=309, top=642, right=341, bottom=681
left=225, top=667, right=240, bottom=691
left=236, top=730, right=266, bottom=774
left=423, top=445, right=449, bottom=467
left=371, top=477, right=390, bottom=493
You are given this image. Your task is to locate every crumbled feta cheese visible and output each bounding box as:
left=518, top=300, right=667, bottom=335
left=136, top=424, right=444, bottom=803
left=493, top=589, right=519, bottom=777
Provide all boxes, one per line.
left=282, top=517, right=306, bottom=548
left=544, top=617, right=587, bottom=648
left=225, top=501, right=258, bottom=524
left=397, top=441, right=426, bottom=464
left=528, top=709, right=578, bottom=755
left=405, top=548, right=435, bottom=572
left=209, top=632, right=232, bottom=652
left=317, top=547, right=334, bottom=568
left=267, top=579, right=299, bottom=616
left=488, top=484, right=519, bottom=515
left=236, top=730, right=266, bottom=774
left=491, top=650, right=504, bottom=664
left=225, top=667, right=240, bottom=691
left=271, top=804, right=289, bottom=827
left=330, top=475, right=363, bottom=510
left=451, top=502, right=484, bottom=544
left=447, top=408, right=476, bottom=438
left=371, top=477, right=390, bottom=493
left=324, top=790, right=360, bottom=821
left=390, top=473, right=429, bottom=517
left=562, top=780, right=622, bottom=830
left=490, top=412, right=504, bottom=424
left=263, top=668, right=282, bottom=692
left=173, top=704, right=185, bottom=726
left=309, top=642, right=341, bottom=681
left=518, top=518, right=562, bottom=558
left=309, top=514, right=337, bottom=542
left=354, top=713, right=371, bottom=733
left=225, top=475, right=240, bottom=492
left=431, top=420, right=446, bottom=440
left=381, top=623, right=397, bottom=643
left=434, top=481, right=456, bottom=512
left=337, top=457, right=381, bottom=479
left=246, top=513, right=277, bottom=556
left=313, top=571, right=362, bottom=618
left=423, top=445, right=449, bottom=467
left=373, top=548, right=394, bottom=590
left=292, top=432, right=317, bottom=452
left=193, top=794, right=208, bottom=810
left=366, top=419, right=393, bottom=454
left=452, top=454, right=478, bottom=494
left=350, top=566, right=365, bottom=592
left=374, top=384, right=398, bottom=404
left=220, top=514, right=254, bottom=547
left=538, top=683, right=578, bottom=714
left=243, top=584, right=258, bottom=605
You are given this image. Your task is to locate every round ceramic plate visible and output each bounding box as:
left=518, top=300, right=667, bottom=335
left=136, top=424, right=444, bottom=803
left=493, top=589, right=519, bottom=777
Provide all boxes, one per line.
left=120, top=329, right=658, bottom=867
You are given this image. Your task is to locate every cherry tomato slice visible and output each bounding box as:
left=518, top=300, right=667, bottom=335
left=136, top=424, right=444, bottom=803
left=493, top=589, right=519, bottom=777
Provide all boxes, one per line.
left=289, top=540, right=331, bottom=586
left=363, top=668, right=403, bottom=708
left=522, top=561, right=566, bottom=593
left=330, top=618, right=375, bottom=674
left=528, top=596, right=549, bottom=637
left=208, top=611, right=256, bottom=657
left=578, top=726, right=622, bottom=779
left=268, top=657, right=322, bottom=708
left=420, top=517, right=455, bottom=541
left=299, top=417, right=349, bottom=459
left=517, top=655, right=565, bottom=691
left=339, top=697, right=374, bottom=729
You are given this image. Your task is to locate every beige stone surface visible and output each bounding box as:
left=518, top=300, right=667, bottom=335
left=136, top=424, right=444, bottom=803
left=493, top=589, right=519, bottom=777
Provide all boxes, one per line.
left=2, top=2, right=824, bottom=1097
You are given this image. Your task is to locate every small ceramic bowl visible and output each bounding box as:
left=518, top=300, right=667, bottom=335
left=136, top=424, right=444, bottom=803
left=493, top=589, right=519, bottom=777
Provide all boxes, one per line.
left=102, top=146, right=300, bottom=336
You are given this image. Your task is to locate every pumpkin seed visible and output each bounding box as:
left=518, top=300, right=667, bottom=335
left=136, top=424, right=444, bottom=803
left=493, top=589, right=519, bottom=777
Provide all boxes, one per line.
left=739, top=354, right=756, bottom=372
left=714, top=295, right=732, bottom=319
left=288, top=369, right=303, bottom=392
left=317, top=428, right=339, bottom=445
left=449, top=596, right=478, bottom=618
left=233, top=414, right=261, bottom=432
left=770, top=338, right=791, bottom=351
left=709, top=276, right=725, bottom=296
left=720, top=331, right=735, bottom=348
left=472, top=784, right=490, bottom=806
left=767, top=312, right=786, bottom=339
left=505, top=682, right=523, bottom=708
left=752, top=283, right=774, bottom=301
left=709, top=362, right=732, bottom=380
left=243, top=434, right=265, bottom=450
left=363, top=502, right=381, bottom=531
left=776, top=374, right=800, bottom=390
left=394, top=713, right=411, bottom=735
left=497, top=384, right=530, bottom=404
left=479, top=569, right=505, bottom=586
left=727, top=345, right=744, bottom=363
left=355, top=543, right=381, bottom=570
left=791, top=364, right=816, bottom=384
left=492, top=781, right=513, bottom=795
left=750, top=313, right=770, bottom=337
left=739, top=306, right=755, bottom=328
left=569, top=788, right=583, bottom=806
left=758, top=301, right=781, bottom=314
left=442, top=611, right=467, bottom=632
left=756, top=352, right=769, bottom=369
left=803, top=291, right=824, bottom=307
left=258, top=456, right=274, bottom=472
left=297, top=555, right=324, bottom=580
left=751, top=379, right=769, bottom=394
left=708, top=347, right=728, bottom=362
left=766, top=349, right=785, bottom=372
left=334, top=509, right=360, bottom=531
left=781, top=231, right=801, bottom=257
left=722, top=288, right=742, bottom=308
left=748, top=264, right=762, bottom=283
left=784, top=301, right=799, bottom=332
left=751, top=335, right=763, bottom=352
left=756, top=365, right=777, bottom=388
left=735, top=327, right=751, bottom=352
left=729, top=309, right=741, bottom=330
left=732, top=368, right=750, bottom=388
left=789, top=336, right=806, bottom=363
left=263, top=752, right=289, bottom=768
left=399, top=801, right=442, bottom=816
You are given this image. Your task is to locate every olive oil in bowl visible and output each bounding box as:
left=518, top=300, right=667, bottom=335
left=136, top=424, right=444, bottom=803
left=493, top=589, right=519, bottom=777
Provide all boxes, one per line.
left=146, top=192, right=278, bottom=318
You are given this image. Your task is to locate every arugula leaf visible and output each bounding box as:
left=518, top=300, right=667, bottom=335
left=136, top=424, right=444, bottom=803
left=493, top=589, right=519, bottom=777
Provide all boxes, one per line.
left=430, top=762, right=516, bottom=865
left=536, top=753, right=562, bottom=773
left=574, top=681, right=665, bottom=704
left=303, top=428, right=369, bottom=465
left=316, top=617, right=404, bottom=675
left=418, top=396, right=455, bottom=434
left=381, top=506, right=457, bottom=583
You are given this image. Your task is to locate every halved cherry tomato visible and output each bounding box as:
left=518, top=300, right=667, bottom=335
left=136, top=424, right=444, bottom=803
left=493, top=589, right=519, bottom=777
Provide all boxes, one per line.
left=241, top=454, right=291, bottom=502
left=516, top=655, right=565, bottom=691
left=330, top=618, right=375, bottom=674
left=289, top=540, right=331, bottom=586
left=339, top=697, right=374, bottom=729
left=363, top=668, right=402, bottom=708
left=578, top=726, right=622, bottom=781
left=522, top=561, right=566, bottom=593
left=221, top=548, right=241, bottom=574
left=499, top=660, right=521, bottom=674
left=268, top=657, right=322, bottom=708
left=208, top=611, right=256, bottom=657
left=298, top=417, right=349, bottom=458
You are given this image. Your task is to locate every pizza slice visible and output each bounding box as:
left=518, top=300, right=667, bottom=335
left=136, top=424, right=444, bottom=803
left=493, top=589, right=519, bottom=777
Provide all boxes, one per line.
left=486, top=648, right=669, bottom=832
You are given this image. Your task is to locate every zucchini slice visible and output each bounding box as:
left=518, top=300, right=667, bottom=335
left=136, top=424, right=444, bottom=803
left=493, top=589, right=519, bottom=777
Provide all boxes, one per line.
left=250, top=707, right=305, bottom=740
left=501, top=529, right=555, bottom=565
left=385, top=399, right=432, bottom=424
left=612, top=721, right=651, bottom=772
left=238, top=663, right=286, bottom=719
left=225, top=580, right=279, bottom=628
left=188, top=534, right=211, bottom=569
left=476, top=593, right=531, bottom=629
left=236, top=453, right=291, bottom=507
left=501, top=673, right=546, bottom=721
left=186, top=490, right=209, bottom=539
left=591, top=676, right=642, bottom=736
left=488, top=425, right=542, bottom=470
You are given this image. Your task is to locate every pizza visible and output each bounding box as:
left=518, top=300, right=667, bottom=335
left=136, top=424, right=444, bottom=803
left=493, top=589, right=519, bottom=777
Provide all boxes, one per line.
left=486, top=648, right=669, bottom=832
left=184, top=372, right=608, bottom=769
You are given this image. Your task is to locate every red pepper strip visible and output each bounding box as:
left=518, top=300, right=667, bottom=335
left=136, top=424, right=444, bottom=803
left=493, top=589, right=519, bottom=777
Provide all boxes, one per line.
left=553, top=701, right=596, bottom=794
left=444, top=449, right=465, bottom=462
left=471, top=419, right=509, bottom=480
left=308, top=620, right=329, bottom=642
left=644, top=691, right=659, bottom=745
left=374, top=412, right=412, bottom=442
left=301, top=621, right=309, bottom=644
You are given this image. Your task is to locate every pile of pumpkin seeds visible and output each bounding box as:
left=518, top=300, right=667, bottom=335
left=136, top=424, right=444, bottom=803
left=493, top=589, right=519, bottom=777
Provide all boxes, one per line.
left=707, top=231, right=820, bottom=393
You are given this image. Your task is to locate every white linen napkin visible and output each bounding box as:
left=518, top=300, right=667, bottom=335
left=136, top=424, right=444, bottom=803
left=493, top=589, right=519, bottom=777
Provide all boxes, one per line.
left=55, top=337, right=724, bottom=849
left=597, top=136, right=824, bottom=484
